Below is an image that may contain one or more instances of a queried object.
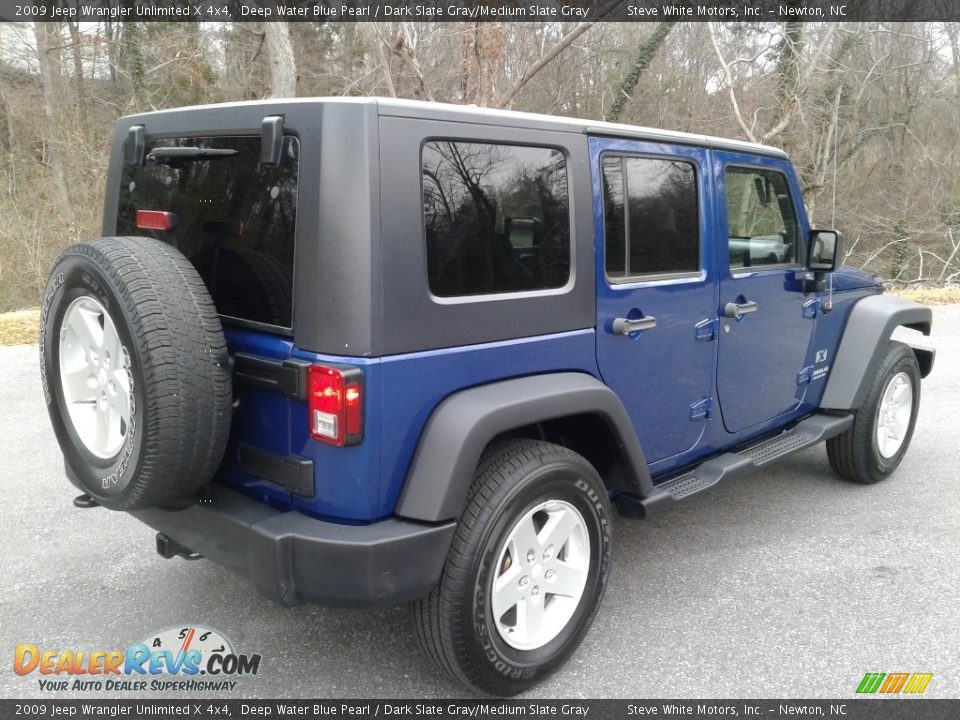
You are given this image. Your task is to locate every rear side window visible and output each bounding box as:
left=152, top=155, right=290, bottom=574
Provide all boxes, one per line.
left=602, top=155, right=699, bottom=280
left=116, top=136, right=298, bottom=328
left=422, top=141, right=570, bottom=297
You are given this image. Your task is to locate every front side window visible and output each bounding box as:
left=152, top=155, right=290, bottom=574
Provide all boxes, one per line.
left=422, top=141, right=570, bottom=297
left=602, top=156, right=699, bottom=280
left=725, top=167, right=800, bottom=270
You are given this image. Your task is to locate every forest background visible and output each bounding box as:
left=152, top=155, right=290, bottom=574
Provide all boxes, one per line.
left=1, top=19, right=959, bottom=313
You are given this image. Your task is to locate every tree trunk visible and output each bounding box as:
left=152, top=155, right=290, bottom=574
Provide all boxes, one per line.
left=771, top=13, right=804, bottom=147
left=462, top=23, right=504, bottom=107
left=33, top=22, right=74, bottom=228
left=65, top=19, right=89, bottom=132
left=775, top=19, right=804, bottom=103
left=122, top=21, right=146, bottom=108
left=0, top=80, right=14, bottom=155
left=605, top=22, right=676, bottom=123
left=264, top=22, right=297, bottom=98
left=342, top=22, right=361, bottom=87
left=105, top=20, right=118, bottom=85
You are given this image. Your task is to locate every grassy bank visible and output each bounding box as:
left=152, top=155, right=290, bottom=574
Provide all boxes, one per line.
left=0, top=309, right=40, bottom=346
left=889, top=285, right=960, bottom=305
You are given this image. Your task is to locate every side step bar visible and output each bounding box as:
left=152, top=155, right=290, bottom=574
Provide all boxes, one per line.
left=618, top=413, right=853, bottom=518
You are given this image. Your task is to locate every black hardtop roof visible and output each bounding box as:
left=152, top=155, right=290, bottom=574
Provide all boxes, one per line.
left=123, top=96, right=789, bottom=159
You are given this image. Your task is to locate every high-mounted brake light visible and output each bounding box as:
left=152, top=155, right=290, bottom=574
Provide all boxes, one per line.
left=136, top=210, right=176, bottom=231
left=307, top=365, right=363, bottom=447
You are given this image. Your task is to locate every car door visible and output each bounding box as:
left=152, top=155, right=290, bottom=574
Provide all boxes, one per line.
left=591, top=138, right=717, bottom=468
left=713, top=152, right=816, bottom=434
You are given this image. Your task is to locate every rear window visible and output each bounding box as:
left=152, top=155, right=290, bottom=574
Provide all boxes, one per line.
left=116, top=136, right=298, bottom=328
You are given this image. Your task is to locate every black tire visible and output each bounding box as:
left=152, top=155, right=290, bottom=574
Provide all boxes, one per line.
left=39, top=236, right=232, bottom=510
left=826, top=341, right=921, bottom=485
left=413, top=439, right=611, bottom=696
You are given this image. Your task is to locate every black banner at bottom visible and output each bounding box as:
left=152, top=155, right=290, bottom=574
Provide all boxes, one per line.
left=1, top=699, right=957, bottom=720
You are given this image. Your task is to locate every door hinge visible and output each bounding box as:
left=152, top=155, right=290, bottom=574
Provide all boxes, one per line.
left=694, top=318, right=718, bottom=342
left=802, top=297, right=820, bottom=319
left=796, top=365, right=814, bottom=385
left=689, top=397, right=713, bottom=421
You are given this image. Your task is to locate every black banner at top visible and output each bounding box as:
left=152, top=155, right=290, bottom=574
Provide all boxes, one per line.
left=1, top=0, right=959, bottom=23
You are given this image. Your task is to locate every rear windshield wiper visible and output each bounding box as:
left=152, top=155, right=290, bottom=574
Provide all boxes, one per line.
left=147, top=147, right=238, bottom=164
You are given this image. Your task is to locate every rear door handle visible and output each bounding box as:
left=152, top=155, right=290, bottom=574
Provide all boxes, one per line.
left=612, top=316, right=657, bottom=335
left=723, top=301, right=758, bottom=319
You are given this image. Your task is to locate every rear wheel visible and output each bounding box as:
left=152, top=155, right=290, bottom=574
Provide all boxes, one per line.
left=827, top=341, right=921, bottom=484
left=413, top=440, right=611, bottom=696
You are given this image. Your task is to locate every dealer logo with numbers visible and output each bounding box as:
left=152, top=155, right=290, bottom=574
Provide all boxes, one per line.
left=142, top=625, right=235, bottom=673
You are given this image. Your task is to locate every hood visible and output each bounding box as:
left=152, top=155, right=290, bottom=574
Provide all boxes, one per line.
left=832, top=265, right=881, bottom=291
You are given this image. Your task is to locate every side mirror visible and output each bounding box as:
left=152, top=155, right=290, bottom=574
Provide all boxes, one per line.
left=807, top=229, right=843, bottom=272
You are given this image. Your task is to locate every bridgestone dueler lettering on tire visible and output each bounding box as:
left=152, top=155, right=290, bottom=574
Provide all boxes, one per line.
left=40, top=236, right=232, bottom=510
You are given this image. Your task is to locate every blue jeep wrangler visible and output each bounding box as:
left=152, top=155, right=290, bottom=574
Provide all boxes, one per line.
left=40, top=98, right=934, bottom=695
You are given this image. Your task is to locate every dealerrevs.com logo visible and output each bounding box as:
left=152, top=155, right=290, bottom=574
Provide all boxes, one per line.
left=14, top=625, right=261, bottom=692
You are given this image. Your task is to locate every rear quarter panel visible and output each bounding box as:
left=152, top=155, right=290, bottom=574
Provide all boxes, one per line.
left=287, top=331, right=599, bottom=522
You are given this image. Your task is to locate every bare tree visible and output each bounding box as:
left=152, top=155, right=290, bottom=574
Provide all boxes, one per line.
left=606, top=22, right=676, bottom=123
left=367, top=24, right=397, bottom=98
left=264, top=21, right=297, bottom=98
left=122, top=22, right=146, bottom=107
left=32, top=22, right=73, bottom=227
left=64, top=18, right=88, bottom=131
left=0, top=81, right=14, bottom=154
left=462, top=22, right=505, bottom=106
left=496, top=22, right=594, bottom=109
left=2, top=20, right=960, bottom=314
left=390, top=24, right=435, bottom=102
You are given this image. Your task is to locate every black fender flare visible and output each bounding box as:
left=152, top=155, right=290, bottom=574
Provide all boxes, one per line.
left=820, top=294, right=933, bottom=411
left=394, top=372, right=653, bottom=523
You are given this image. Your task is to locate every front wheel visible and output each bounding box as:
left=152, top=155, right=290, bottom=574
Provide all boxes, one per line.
left=413, top=440, right=611, bottom=696
left=827, top=341, right=921, bottom=484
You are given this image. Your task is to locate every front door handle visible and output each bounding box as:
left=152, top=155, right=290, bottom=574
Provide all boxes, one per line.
left=723, top=300, right=758, bottom=319
left=612, top=316, right=657, bottom=335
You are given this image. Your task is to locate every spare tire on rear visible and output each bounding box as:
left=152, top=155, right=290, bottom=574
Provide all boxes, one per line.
left=40, top=236, right=232, bottom=510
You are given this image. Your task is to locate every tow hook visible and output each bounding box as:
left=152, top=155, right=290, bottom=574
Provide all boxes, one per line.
left=156, top=533, right=203, bottom=561
left=72, top=494, right=99, bottom=509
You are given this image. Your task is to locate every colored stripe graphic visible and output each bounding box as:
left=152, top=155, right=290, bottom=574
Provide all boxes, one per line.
left=881, top=673, right=909, bottom=693
left=906, top=673, right=933, bottom=694
left=856, top=673, right=875, bottom=693
left=856, top=672, right=932, bottom=694
left=856, top=673, right=886, bottom=694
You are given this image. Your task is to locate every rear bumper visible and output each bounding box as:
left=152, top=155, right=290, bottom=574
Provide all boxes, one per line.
left=131, top=485, right=456, bottom=607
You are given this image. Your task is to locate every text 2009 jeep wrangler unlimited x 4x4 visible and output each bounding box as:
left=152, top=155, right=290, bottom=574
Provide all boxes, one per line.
left=41, top=98, right=934, bottom=695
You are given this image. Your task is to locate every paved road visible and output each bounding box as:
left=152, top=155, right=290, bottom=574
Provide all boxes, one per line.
left=2, top=306, right=958, bottom=700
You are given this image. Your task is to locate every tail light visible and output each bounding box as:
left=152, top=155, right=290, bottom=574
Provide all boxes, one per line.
left=307, top=365, right=363, bottom=447
left=136, top=210, right=176, bottom=231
